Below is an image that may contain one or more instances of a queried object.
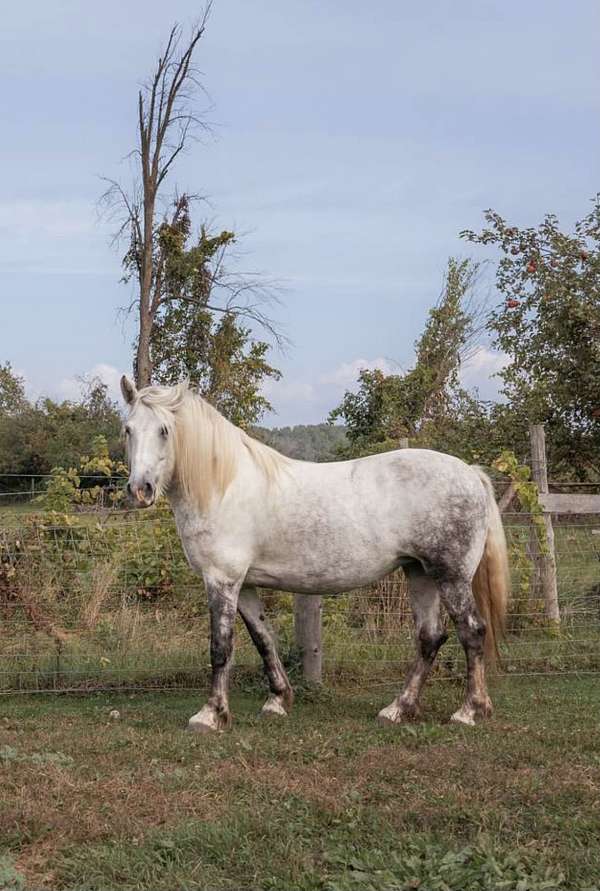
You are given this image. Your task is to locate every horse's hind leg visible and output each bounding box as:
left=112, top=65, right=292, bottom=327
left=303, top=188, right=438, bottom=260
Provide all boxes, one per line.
left=378, top=564, right=447, bottom=725
left=238, top=586, right=294, bottom=717
left=439, top=578, right=492, bottom=726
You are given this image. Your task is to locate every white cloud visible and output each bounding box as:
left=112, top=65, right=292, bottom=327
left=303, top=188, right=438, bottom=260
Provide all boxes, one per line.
left=464, top=345, right=508, bottom=376
left=57, top=363, right=124, bottom=404
left=0, top=199, right=95, bottom=242
left=262, top=378, right=316, bottom=404
left=262, top=356, right=400, bottom=426
left=320, top=356, right=398, bottom=388
left=460, top=345, right=508, bottom=400
left=461, top=345, right=508, bottom=381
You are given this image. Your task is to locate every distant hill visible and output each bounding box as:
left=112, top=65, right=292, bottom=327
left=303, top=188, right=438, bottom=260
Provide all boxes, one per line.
left=254, top=423, right=347, bottom=462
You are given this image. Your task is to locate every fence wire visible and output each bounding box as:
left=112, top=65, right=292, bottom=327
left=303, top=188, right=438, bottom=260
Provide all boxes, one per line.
left=1, top=507, right=599, bottom=694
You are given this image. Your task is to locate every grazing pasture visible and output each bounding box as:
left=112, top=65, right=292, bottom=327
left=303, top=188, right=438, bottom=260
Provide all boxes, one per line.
left=1, top=676, right=599, bottom=890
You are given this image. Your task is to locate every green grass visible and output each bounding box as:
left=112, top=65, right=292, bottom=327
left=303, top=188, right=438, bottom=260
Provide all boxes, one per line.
left=1, top=676, right=599, bottom=889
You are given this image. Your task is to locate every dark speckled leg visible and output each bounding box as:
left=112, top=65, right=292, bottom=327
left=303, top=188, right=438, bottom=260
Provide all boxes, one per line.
left=378, top=564, right=447, bottom=725
left=440, top=579, right=492, bottom=725
left=238, top=586, right=294, bottom=717
left=188, top=578, right=242, bottom=733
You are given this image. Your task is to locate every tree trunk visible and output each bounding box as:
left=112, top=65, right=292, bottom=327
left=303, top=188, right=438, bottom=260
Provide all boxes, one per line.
left=135, top=190, right=156, bottom=388
left=135, top=308, right=153, bottom=388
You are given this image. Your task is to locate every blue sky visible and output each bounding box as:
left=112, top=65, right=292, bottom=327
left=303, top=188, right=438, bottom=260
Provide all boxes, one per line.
left=1, top=0, right=598, bottom=424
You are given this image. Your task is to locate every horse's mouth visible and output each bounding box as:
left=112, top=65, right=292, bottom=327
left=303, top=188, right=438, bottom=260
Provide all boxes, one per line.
left=129, top=490, right=155, bottom=509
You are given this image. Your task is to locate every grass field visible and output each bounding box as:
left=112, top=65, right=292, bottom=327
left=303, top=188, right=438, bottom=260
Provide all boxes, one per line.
left=1, top=675, right=599, bottom=890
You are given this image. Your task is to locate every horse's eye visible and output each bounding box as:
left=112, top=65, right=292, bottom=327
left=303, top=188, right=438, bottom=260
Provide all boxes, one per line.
left=160, top=425, right=169, bottom=438
left=124, top=426, right=131, bottom=436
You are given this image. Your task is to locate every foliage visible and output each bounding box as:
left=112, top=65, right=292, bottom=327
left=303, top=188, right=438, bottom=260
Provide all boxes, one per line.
left=256, top=423, right=348, bottom=461
left=27, top=437, right=193, bottom=601
left=0, top=377, right=124, bottom=477
left=461, top=196, right=600, bottom=479
left=36, top=435, right=127, bottom=514
left=493, top=451, right=546, bottom=534
left=329, top=258, right=488, bottom=459
left=0, top=362, right=27, bottom=416
left=492, top=450, right=547, bottom=627
left=144, top=197, right=280, bottom=428
left=116, top=503, right=192, bottom=600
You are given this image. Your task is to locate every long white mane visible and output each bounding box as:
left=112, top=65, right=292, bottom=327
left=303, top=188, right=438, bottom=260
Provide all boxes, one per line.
left=132, top=382, right=288, bottom=510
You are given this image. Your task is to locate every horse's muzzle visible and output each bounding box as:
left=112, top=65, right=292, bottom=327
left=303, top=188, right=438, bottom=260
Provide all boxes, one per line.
left=126, top=480, right=156, bottom=507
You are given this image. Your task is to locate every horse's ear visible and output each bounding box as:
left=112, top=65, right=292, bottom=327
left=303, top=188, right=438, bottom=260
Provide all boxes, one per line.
left=120, top=375, right=137, bottom=405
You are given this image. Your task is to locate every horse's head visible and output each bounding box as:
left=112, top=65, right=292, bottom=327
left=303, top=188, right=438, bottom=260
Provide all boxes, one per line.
left=120, top=375, right=178, bottom=507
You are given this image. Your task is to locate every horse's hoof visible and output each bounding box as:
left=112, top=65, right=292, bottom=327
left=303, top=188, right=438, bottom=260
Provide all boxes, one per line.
left=187, top=705, right=229, bottom=733
left=450, top=706, right=476, bottom=726
left=450, top=699, right=492, bottom=726
left=261, top=696, right=288, bottom=718
left=377, top=701, right=420, bottom=725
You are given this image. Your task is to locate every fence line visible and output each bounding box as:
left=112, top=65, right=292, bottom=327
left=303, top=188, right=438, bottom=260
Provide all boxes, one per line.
left=1, top=509, right=599, bottom=694
left=2, top=423, right=600, bottom=694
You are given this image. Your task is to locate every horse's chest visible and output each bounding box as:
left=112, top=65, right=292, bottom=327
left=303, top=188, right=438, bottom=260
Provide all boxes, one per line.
left=173, top=512, right=216, bottom=572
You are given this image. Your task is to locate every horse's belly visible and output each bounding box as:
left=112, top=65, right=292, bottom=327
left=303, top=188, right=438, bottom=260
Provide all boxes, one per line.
left=245, top=548, right=409, bottom=595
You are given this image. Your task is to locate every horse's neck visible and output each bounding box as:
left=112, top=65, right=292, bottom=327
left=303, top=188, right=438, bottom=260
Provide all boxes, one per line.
left=167, top=439, right=263, bottom=520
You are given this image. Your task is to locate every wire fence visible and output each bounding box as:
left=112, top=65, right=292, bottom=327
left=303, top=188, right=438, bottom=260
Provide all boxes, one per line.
left=1, top=502, right=600, bottom=695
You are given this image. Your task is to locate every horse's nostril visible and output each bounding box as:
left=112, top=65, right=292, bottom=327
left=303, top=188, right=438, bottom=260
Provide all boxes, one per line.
left=126, top=482, right=132, bottom=497
left=144, top=482, right=154, bottom=500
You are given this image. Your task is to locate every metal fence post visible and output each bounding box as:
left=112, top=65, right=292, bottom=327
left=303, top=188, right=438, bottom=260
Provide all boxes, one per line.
left=529, top=424, right=560, bottom=629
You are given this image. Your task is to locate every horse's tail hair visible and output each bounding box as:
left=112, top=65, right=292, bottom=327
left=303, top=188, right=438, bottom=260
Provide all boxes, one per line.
left=471, top=467, right=510, bottom=667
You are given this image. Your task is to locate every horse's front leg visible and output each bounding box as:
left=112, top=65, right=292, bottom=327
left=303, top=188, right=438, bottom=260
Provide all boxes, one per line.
left=188, top=575, right=243, bottom=733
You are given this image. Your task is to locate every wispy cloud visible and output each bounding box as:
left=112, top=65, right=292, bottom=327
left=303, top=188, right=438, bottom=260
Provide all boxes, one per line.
left=0, top=199, right=95, bottom=241
left=57, top=363, right=124, bottom=405
left=263, top=356, right=401, bottom=426
left=320, top=357, right=398, bottom=388
left=461, top=345, right=508, bottom=399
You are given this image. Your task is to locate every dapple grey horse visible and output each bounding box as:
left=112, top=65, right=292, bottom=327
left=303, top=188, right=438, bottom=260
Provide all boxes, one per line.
left=121, top=377, right=509, bottom=732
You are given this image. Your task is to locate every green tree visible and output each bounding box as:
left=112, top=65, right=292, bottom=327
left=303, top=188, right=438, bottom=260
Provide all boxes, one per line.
left=255, top=423, right=348, bottom=461
left=147, top=197, right=280, bottom=427
left=0, top=363, right=27, bottom=415
left=104, top=19, right=282, bottom=394
left=0, top=377, right=123, bottom=476
left=329, top=258, right=489, bottom=458
left=461, top=196, right=600, bottom=478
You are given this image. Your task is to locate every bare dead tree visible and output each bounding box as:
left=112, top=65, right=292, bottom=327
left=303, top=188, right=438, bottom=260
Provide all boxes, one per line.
left=101, top=10, right=284, bottom=387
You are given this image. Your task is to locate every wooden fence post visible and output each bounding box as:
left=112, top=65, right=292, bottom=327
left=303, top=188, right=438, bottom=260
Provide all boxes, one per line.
left=294, top=595, right=322, bottom=683
left=529, top=424, right=560, bottom=628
